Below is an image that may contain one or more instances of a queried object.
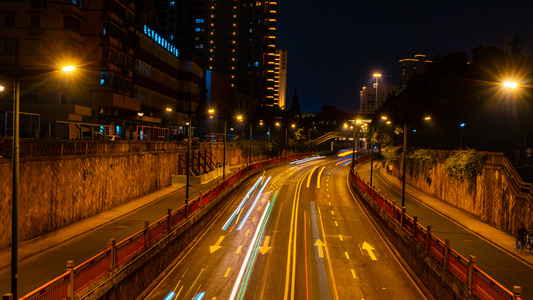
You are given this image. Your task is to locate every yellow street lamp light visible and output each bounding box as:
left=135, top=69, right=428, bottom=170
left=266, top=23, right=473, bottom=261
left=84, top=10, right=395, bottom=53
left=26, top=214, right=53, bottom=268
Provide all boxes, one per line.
left=61, top=65, right=76, bottom=72
left=503, top=81, right=519, bottom=89
left=0, top=85, right=4, bottom=92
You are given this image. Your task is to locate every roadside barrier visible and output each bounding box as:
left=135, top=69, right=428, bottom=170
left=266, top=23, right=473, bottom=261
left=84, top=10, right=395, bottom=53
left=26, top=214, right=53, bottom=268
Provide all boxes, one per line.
left=349, top=167, right=522, bottom=300
left=19, top=153, right=310, bottom=300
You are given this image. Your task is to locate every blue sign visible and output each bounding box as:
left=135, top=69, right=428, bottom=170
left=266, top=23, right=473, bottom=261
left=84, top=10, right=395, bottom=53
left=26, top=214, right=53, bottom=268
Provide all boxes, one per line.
left=143, top=25, right=179, bottom=58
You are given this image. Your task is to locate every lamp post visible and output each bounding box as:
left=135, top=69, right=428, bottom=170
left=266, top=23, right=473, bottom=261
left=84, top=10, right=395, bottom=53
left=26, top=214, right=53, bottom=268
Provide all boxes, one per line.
left=373, top=73, right=381, bottom=111
left=460, top=123, right=466, bottom=148
left=401, top=116, right=431, bottom=208
left=185, top=98, right=192, bottom=202
left=8, top=37, right=76, bottom=298
left=369, top=123, right=374, bottom=186
left=209, top=108, right=227, bottom=179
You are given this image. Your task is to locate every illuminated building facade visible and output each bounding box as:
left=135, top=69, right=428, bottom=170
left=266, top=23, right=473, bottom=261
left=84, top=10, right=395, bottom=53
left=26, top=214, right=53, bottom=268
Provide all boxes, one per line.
left=0, top=0, right=203, bottom=140
left=359, top=84, right=399, bottom=115
left=274, top=49, right=287, bottom=109
left=399, top=54, right=432, bottom=89
left=157, top=0, right=279, bottom=110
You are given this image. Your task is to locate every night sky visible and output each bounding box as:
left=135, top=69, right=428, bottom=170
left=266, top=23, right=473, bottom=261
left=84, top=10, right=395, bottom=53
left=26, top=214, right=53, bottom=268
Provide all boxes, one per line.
left=277, top=1, right=533, bottom=113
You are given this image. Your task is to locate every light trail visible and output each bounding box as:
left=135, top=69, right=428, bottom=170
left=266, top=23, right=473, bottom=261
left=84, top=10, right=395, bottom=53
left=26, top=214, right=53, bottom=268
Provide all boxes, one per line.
left=317, top=165, right=326, bottom=189
left=237, top=176, right=271, bottom=231
left=222, top=177, right=263, bottom=230
left=229, top=191, right=278, bottom=300
left=290, top=156, right=325, bottom=165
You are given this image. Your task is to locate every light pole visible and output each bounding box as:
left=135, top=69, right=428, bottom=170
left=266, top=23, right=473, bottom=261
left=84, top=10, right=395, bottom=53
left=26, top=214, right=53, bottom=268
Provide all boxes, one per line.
left=369, top=123, right=374, bottom=186
left=209, top=108, right=227, bottom=179
left=401, top=116, right=431, bottom=207
left=8, top=37, right=76, bottom=298
left=460, top=123, right=466, bottom=148
left=185, top=98, right=192, bottom=202
left=373, top=73, right=381, bottom=111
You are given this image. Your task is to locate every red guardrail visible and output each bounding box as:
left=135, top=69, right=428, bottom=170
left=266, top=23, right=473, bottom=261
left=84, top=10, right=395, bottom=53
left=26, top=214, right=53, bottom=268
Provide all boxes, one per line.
left=349, top=168, right=519, bottom=300
left=20, top=153, right=311, bottom=300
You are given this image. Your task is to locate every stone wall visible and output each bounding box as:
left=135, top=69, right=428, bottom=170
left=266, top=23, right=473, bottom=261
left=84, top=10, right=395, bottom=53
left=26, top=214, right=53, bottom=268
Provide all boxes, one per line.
left=0, top=146, right=258, bottom=250
left=391, top=154, right=533, bottom=235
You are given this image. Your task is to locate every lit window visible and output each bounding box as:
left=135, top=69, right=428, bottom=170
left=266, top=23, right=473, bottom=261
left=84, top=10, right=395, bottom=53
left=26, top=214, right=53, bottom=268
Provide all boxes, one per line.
left=254, top=61, right=259, bottom=67
left=170, top=35, right=174, bottom=40
left=196, top=19, right=205, bottom=24
left=170, top=1, right=174, bottom=6
left=196, top=27, right=201, bottom=32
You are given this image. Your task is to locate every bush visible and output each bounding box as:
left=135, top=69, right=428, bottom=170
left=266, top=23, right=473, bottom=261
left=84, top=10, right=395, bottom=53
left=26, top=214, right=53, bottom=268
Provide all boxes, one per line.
left=444, top=149, right=487, bottom=192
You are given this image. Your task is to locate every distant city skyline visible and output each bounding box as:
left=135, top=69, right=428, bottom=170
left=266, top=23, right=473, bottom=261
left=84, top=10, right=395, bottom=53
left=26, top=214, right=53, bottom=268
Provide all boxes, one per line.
left=277, top=1, right=533, bottom=113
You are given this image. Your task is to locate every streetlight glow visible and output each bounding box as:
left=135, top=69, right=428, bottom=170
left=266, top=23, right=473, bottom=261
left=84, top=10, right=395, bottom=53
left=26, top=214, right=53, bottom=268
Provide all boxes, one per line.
left=373, top=73, right=382, bottom=77
left=0, top=85, right=4, bottom=92
left=237, top=115, right=243, bottom=121
left=503, top=81, right=519, bottom=89
left=208, top=108, right=215, bottom=114
left=166, top=107, right=172, bottom=112
left=61, top=65, right=76, bottom=72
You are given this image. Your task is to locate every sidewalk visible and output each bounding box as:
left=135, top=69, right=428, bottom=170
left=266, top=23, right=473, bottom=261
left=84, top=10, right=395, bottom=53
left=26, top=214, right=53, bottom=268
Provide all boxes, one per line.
left=379, top=166, right=533, bottom=266
left=0, top=164, right=247, bottom=271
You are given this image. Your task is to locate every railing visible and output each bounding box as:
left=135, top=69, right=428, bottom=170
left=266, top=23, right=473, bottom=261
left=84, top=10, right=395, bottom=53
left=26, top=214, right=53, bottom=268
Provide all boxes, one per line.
left=349, top=168, right=521, bottom=300
left=20, top=153, right=311, bottom=300
left=0, top=139, right=240, bottom=158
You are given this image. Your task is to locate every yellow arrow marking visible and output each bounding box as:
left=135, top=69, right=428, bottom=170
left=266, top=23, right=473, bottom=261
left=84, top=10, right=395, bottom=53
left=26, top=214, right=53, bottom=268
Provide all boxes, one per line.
left=259, top=236, right=272, bottom=254
left=315, top=239, right=326, bottom=258
left=210, top=236, right=225, bottom=253
left=362, top=242, right=377, bottom=260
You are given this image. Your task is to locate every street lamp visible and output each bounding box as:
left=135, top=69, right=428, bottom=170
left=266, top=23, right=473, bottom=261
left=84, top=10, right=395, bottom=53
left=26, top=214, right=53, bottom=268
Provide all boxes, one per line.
left=460, top=123, right=466, bottom=148
left=373, top=73, right=382, bottom=111
left=401, top=116, right=431, bottom=207
left=503, top=81, right=519, bottom=89
left=237, top=115, right=252, bottom=165
left=7, top=37, right=76, bottom=298
left=208, top=108, right=227, bottom=179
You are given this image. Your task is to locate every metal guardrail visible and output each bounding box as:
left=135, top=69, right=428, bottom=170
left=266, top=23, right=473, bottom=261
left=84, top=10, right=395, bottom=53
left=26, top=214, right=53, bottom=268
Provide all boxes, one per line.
left=349, top=167, right=521, bottom=300
left=19, top=153, right=311, bottom=300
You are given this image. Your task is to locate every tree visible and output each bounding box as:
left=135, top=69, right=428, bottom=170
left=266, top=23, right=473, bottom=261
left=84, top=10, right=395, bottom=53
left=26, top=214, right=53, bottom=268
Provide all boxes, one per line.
left=289, top=88, right=301, bottom=117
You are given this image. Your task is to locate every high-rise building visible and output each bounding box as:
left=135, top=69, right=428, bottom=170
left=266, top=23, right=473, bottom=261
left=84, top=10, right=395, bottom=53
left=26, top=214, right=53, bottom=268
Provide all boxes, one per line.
left=156, top=0, right=279, bottom=110
left=274, top=49, right=287, bottom=110
left=399, top=54, right=432, bottom=90
left=359, top=84, right=399, bottom=115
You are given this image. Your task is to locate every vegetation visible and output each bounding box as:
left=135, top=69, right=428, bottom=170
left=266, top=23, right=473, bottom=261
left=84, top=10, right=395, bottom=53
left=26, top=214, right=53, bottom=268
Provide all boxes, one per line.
left=444, top=149, right=487, bottom=191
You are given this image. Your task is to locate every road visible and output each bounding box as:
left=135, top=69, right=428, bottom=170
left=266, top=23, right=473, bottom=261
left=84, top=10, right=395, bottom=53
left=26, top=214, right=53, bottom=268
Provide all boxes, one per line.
left=145, top=156, right=424, bottom=299
left=356, top=159, right=533, bottom=299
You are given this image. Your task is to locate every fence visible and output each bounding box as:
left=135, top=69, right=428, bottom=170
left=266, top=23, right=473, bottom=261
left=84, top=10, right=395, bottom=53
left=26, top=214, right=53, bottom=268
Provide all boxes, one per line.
left=19, top=153, right=310, bottom=300
left=349, top=168, right=522, bottom=300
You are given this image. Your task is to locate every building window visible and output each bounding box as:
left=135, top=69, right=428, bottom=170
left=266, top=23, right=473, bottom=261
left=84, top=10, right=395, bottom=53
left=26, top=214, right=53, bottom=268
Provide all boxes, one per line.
left=30, top=15, right=41, bottom=27
left=170, top=1, right=174, bottom=6
left=5, top=15, right=15, bottom=27
left=195, top=18, right=204, bottom=23
left=3, top=41, right=14, bottom=54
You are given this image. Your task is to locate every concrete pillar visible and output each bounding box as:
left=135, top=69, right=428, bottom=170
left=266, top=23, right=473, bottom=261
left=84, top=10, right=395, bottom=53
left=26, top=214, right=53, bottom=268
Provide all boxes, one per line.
left=66, top=260, right=74, bottom=300
left=444, top=239, right=451, bottom=268
left=467, top=255, right=476, bottom=290
left=144, top=221, right=150, bottom=248
left=108, top=238, right=116, bottom=272
left=513, top=286, right=522, bottom=300
left=426, top=226, right=432, bottom=252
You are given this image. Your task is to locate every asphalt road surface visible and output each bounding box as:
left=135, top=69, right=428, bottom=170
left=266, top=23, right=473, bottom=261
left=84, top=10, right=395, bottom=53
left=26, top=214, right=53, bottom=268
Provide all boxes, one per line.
left=145, top=156, right=424, bottom=299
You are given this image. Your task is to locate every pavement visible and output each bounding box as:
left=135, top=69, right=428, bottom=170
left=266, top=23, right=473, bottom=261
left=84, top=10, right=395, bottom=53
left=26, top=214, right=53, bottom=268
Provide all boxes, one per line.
left=378, top=165, right=533, bottom=266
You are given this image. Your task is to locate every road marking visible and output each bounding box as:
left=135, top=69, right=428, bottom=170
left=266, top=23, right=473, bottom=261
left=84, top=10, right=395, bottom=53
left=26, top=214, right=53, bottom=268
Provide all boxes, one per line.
left=210, top=236, right=224, bottom=253
left=317, top=165, right=326, bottom=189
left=335, top=221, right=338, bottom=227
left=328, top=201, right=331, bottom=205
left=339, top=234, right=343, bottom=241
left=351, top=269, right=357, bottom=279
left=285, top=168, right=312, bottom=300
left=317, top=208, right=340, bottom=299
left=331, top=211, right=334, bottom=215
left=258, top=206, right=261, bottom=211
left=245, top=230, right=249, bottom=236
left=252, top=217, right=256, bottom=222
left=236, top=245, right=242, bottom=254
left=345, top=252, right=350, bottom=259
left=224, top=268, right=231, bottom=277
left=306, top=165, right=319, bottom=188
left=362, top=242, right=377, bottom=260
left=259, top=236, right=272, bottom=254
left=304, top=211, right=310, bottom=300
left=314, top=239, right=326, bottom=258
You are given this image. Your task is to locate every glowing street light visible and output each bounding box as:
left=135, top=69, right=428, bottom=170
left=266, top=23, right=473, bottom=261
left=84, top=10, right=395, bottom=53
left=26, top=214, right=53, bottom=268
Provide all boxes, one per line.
left=503, top=81, right=519, bottom=89
left=61, top=65, right=76, bottom=72
left=373, top=73, right=382, bottom=111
